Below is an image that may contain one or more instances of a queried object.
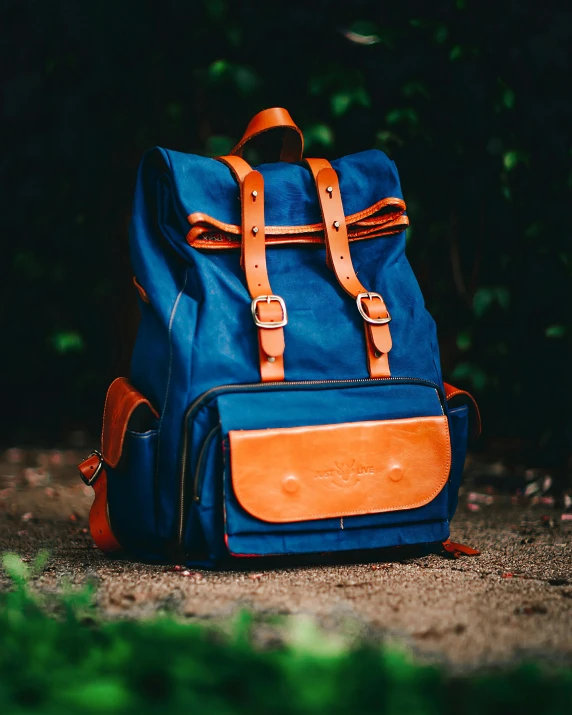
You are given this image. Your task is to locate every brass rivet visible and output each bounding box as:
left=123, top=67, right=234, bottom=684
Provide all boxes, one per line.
left=326, top=186, right=333, bottom=195
left=252, top=226, right=259, bottom=235
left=333, top=221, right=340, bottom=229
left=251, top=190, right=258, bottom=199
left=267, top=356, right=276, bottom=363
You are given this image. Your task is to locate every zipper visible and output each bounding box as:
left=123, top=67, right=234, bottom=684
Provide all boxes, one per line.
left=177, top=375, right=443, bottom=546
left=192, top=426, right=220, bottom=505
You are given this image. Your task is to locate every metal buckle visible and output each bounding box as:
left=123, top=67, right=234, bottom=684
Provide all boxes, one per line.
left=356, top=292, right=392, bottom=325
left=251, top=295, right=288, bottom=329
left=79, top=450, right=104, bottom=487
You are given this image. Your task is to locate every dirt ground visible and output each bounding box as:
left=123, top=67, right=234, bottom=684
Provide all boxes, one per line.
left=1, top=447, right=571, bottom=668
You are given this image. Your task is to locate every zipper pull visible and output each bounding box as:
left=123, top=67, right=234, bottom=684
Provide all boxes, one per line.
left=441, top=539, right=480, bottom=558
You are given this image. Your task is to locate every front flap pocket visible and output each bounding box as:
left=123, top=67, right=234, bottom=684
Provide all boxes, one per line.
left=229, top=416, right=450, bottom=523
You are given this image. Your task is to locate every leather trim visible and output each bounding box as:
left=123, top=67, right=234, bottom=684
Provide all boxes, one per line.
left=443, top=382, right=482, bottom=438
left=101, top=377, right=159, bottom=468
left=186, top=196, right=407, bottom=245
left=77, top=458, right=121, bottom=553
left=133, top=276, right=150, bottom=303
left=229, top=416, right=450, bottom=523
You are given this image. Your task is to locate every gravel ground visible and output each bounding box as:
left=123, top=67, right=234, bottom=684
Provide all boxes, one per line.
left=1, top=447, right=571, bottom=668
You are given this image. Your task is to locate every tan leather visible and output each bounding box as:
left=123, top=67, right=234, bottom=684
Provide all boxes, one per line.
left=78, top=456, right=120, bottom=553
left=133, top=276, right=150, bottom=303
left=442, top=539, right=480, bottom=557
left=101, top=377, right=159, bottom=468
left=443, top=382, right=481, bottom=438
left=229, top=416, right=450, bottom=523
left=230, top=107, right=303, bottom=163
left=305, top=159, right=392, bottom=378
left=217, top=155, right=286, bottom=382
left=187, top=211, right=409, bottom=249
left=186, top=196, right=408, bottom=248
left=78, top=377, right=159, bottom=554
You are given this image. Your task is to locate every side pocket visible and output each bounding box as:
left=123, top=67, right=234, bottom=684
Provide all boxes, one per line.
left=447, top=405, right=469, bottom=519
left=107, top=428, right=160, bottom=558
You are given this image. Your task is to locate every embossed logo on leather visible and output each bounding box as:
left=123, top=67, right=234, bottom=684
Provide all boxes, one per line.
left=314, top=460, right=375, bottom=489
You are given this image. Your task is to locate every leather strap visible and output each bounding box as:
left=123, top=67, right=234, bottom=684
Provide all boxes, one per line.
left=442, top=539, right=480, bottom=557
left=218, top=155, right=286, bottom=381
left=443, top=382, right=482, bottom=438
left=78, top=455, right=120, bottom=553
left=230, top=108, right=303, bottom=163
left=305, top=158, right=392, bottom=378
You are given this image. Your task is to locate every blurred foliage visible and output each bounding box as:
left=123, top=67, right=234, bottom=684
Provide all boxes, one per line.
left=1, top=552, right=572, bottom=714
left=1, top=1, right=571, bottom=456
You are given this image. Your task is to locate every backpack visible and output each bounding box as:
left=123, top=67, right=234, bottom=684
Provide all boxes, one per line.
left=79, top=107, right=481, bottom=566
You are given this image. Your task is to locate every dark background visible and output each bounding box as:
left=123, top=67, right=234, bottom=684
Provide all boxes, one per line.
left=2, top=1, right=571, bottom=467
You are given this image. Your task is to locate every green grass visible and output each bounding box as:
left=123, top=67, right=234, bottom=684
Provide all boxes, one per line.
left=1, top=552, right=571, bottom=714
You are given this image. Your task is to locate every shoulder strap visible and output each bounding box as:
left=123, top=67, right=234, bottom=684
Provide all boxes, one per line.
left=305, top=158, right=392, bottom=378
left=217, top=155, right=286, bottom=382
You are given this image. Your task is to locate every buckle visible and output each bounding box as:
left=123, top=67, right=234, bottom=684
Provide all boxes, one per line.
left=79, top=450, right=104, bottom=487
left=251, top=295, right=288, bottom=329
left=356, top=292, right=392, bottom=325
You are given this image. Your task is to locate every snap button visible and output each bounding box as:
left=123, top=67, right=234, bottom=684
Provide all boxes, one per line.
left=388, top=465, right=403, bottom=482
left=282, top=476, right=299, bottom=494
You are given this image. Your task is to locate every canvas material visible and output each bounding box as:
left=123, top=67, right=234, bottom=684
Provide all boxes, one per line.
left=107, top=146, right=468, bottom=564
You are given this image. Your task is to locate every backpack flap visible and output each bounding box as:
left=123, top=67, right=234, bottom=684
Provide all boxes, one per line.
left=229, top=417, right=451, bottom=524
left=144, top=147, right=408, bottom=253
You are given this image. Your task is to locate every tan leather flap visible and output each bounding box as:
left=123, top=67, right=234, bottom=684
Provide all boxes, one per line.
left=229, top=416, right=451, bottom=523
left=101, top=377, right=159, bottom=468
left=187, top=197, right=408, bottom=249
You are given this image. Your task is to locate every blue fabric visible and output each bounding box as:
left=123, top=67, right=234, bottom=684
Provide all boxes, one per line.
left=448, top=405, right=469, bottom=518
left=155, top=148, right=403, bottom=229
left=107, top=429, right=164, bottom=561
left=110, top=143, right=466, bottom=564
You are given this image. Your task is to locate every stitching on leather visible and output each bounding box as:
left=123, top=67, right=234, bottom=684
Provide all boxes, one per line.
left=231, top=415, right=452, bottom=521
left=186, top=197, right=406, bottom=238
left=187, top=221, right=409, bottom=250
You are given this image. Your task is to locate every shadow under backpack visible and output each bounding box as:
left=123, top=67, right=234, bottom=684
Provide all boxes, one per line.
left=79, top=107, right=481, bottom=566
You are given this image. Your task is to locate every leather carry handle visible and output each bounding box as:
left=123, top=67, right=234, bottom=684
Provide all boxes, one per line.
left=230, top=108, right=304, bottom=163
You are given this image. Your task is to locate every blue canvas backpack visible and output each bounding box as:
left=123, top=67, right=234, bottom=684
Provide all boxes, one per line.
left=79, top=108, right=481, bottom=566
